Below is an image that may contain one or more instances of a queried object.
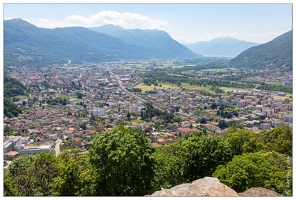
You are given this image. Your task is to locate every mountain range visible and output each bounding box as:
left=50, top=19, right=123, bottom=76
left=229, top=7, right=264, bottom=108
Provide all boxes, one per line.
left=4, top=19, right=292, bottom=70
left=4, top=19, right=201, bottom=67
left=230, top=30, right=292, bottom=69
left=91, top=24, right=202, bottom=61
left=186, top=37, right=260, bottom=57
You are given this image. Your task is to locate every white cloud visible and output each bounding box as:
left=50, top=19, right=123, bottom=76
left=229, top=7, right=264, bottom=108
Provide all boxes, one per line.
left=27, top=10, right=168, bottom=30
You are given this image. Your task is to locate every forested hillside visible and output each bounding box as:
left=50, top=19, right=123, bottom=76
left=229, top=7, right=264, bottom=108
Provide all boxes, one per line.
left=230, top=30, right=292, bottom=70
left=4, top=125, right=292, bottom=196
left=4, top=75, right=26, bottom=118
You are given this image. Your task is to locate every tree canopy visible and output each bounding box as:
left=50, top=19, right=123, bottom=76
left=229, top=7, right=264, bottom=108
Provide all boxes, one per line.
left=213, top=151, right=292, bottom=195
left=89, top=126, right=156, bottom=196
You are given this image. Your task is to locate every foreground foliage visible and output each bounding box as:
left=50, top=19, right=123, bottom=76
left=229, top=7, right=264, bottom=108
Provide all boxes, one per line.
left=4, top=125, right=292, bottom=196
left=89, top=126, right=156, bottom=196
left=213, top=151, right=292, bottom=195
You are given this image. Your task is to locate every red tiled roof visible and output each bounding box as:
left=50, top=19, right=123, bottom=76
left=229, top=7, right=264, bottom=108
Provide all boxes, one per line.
left=72, top=138, right=81, bottom=142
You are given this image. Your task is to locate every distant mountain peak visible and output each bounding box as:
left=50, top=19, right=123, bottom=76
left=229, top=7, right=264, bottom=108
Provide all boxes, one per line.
left=186, top=37, right=260, bottom=57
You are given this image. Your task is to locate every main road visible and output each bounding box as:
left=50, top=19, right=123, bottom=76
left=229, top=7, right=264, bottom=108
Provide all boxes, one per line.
left=110, top=69, right=192, bottom=118
left=111, top=71, right=148, bottom=104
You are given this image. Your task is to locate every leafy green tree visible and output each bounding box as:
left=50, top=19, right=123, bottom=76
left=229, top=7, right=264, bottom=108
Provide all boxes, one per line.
left=89, top=126, right=155, bottom=196
left=52, top=150, right=98, bottom=196
left=225, top=126, right=292, bottom=156
left=224, top=129, right=255, bottom=155
left=213, top=151, right=292, bottom=196
left=127, top=111, right=131, bottom=120
left=5, top=154, right=37, bottom=196
left=32, top=152, right=59, bottom=196
left=77, top=93, right=82, bottom=99
left=3, top=169, right=19, bottom=196
left=200, top=117, right=207, bottom=124
left=152, top=144, right=186, bottom=190
left=257, top=126, right=292, bottom=156
left=152, top=131, right=233, bottom=190
left=80, top=122, right=86, bottom=130
left=5, top=153, right=58, bottom=196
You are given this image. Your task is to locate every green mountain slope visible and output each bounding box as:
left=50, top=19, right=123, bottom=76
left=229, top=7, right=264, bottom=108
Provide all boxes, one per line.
left=4, top=75, right=27, bottom=118
left=4, top=19, right=201, bottom=67
left=91, top=24, right=203, bottom=59
left=230, top=30, right=292, bottom=70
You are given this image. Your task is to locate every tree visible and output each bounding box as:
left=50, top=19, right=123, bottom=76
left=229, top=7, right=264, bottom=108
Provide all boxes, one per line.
left=152, top=132, right=233, bottom=190
left=127, top=111, right=131, bottom=120
left=217, top=120, right=227, bottom=129
left=89, top=126, right=155, bottom=196
left=5, top=154, right=37, bottom=196
left=5, top=153, right=58, bottom=196
left=210, top=103, right=217, bottom=109
left=213, top=151, right=292, bottom=196
left=90, top=113, right=96, bottom=122
left=31, top=152, right=59, bottom=196
left=52, top=150, right=98, bottom=196
left=225, top=126, right=292, bottom=157
left=80, top=122, right=86, bottom=130
left=216, top=110, right=220, bottom=116
left=77, top=93, right=82, bottom=99
left=3, top=169, right=19, bottom=196
left=224, top=129, right=254, bottom=155
left=200, top=118, right=207, bottom=124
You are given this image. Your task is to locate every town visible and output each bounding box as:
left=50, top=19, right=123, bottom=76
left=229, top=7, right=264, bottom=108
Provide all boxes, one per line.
left=3, top=60, right=293, bottom=162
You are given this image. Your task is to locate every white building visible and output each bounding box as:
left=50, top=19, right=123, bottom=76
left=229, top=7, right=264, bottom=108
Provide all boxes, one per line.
left=271, top=121, right=282, bottom=128
left=260, top=123, right=271, bottom=130
left=88, top=108, right=106, bottom=117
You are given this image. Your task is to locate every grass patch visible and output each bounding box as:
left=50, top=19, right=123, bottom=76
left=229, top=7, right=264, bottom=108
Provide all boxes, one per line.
left=57, top=93, right=69, bottom=100
left=218, top=86, right=251, bottom=92
left=134, top=83, right=180, bottom=91
left=181, top=83, right=212, bottom=91
left=266, top=81, right=284, bottom=86
left=130, top=119, right=145, bottom=124
left=60, top=144, right=74, bottom=151
left=14, top=95, right=27, bottom=99
left=273, top=93, right=292, bottom=100
left=134, top=82, right=215, bottom=92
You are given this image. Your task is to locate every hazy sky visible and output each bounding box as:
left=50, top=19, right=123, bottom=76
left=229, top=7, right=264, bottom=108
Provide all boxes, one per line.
left=3, top=2, right=293, bottom=44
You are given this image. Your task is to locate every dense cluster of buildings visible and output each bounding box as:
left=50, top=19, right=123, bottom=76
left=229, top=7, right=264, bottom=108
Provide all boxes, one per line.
left=4, top=63, right=292, bottom=161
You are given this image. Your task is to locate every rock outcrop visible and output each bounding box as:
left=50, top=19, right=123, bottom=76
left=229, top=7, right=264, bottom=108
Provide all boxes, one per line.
left=238, top=187, right=282, bottom=196
left=149, top=177, right=239, bottom=196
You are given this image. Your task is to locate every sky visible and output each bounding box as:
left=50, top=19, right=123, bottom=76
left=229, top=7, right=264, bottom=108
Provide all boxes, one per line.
left=2, top=1, right=293, bottom=44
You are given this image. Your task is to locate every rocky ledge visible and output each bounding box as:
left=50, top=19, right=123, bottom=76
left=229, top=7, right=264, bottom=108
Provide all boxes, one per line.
left=149, top=177, right=281, bottom=197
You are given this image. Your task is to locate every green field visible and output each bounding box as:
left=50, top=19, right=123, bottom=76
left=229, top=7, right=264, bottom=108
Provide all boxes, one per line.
left=134, top=83, right=179, bottom=91
left=273, top=92, right=292, bottom=100
left=130, top=119, right=145, bottom=124
left=14, top=95, right=27, bottom=99
left=218, top=86, right=251, bottom=93
left=134, top=82, right=256, bottom=94
left=134, top=82, right=215, bottom=92
left=57, top=93, right=69, bottom=100
left=180, top=83, right=212, bottom=90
